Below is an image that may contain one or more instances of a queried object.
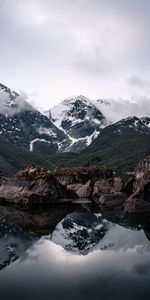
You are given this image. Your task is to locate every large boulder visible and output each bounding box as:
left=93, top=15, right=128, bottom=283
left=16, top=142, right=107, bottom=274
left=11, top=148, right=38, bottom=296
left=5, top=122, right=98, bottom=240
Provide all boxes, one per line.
left=0, top=166, right=77, bottom=206
left=92, top=179, right=114, bottom=198
left=124, top=198, right=150, bottom=214
left=67, top=180, right=92, bottom=198
left=98, top=193, right=127, bottom=210
left=54, top=166, right=115, bottom=199
left=54, top=166, right=114, bottom=186
left=124, top=156, right=150, bottom=214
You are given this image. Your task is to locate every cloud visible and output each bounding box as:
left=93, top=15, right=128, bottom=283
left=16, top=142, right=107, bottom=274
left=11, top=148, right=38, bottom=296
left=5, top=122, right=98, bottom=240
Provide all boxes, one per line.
left=95, top=97, right=150, bottom=122
left=0, top=0, right=150, bottom=109
left=127, top=76, right=149, bottom=89
left=0, top=91, right=34, bottom=116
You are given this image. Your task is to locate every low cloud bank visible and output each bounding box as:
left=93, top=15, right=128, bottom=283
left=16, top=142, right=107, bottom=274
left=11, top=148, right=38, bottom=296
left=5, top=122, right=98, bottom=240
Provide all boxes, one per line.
left=0, top=90, right=35, bottom=116
left=95, top=97, right=150, bottom=122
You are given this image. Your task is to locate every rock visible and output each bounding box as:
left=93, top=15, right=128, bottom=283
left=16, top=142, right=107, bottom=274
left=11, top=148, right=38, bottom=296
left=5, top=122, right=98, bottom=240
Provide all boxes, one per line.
left=124, top=198, right=150, bottom=214
left=121, top=176, right=135, bottom=196
left=67, top=180, right=92, bottom=198
left=0, top=165, right=77, bottom=206
left=54, top=166, right=114, bottom=186
left=124, top=156, right=150, bottom=214
left=0, top=204, right=83, bottom=233
left=113, top=177, right=123, bottom=192
left=98, top=193, right=127, bottom=210
left=54, top=166, right=116, bottom=200
left=92, top=179, right=114, bottom=198
left=135, top=155, right=150, bottom=179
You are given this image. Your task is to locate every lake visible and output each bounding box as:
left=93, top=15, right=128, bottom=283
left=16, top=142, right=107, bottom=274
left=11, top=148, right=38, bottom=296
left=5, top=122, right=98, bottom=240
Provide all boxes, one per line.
left=0, top=203, right=150, bottom=300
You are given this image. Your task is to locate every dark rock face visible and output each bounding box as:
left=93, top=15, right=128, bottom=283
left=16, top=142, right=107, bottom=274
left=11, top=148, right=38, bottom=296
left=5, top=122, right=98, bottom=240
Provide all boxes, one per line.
left=54, top=166, right=114, bottom=186
left=121, top=176, right=135, bottom=196
left=54, top=158, right=150, bottom=214
left=67, top=180, right=93, bottom=198
left=92, top=179, right=114, bottom=198
left=54, top=166, right=127, bottom=208
left=124, top=197, right=150, bottom=214
left=98, top=193, right=127, bottom=210
left=48, top=95, right=110, bottom=152
left=54, top=166, right=115, bottom=199
left=124, top=156, right=150, bottom=214
left=0, top=166, right=77, bottom=206
left=0, top=157, right=149, bottom=214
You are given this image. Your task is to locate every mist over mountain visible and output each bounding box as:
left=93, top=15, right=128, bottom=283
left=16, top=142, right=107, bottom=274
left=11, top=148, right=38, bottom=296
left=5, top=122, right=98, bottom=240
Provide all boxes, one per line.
left=94, top=97, right=150, bottom=123
left=46, top=94, right=150, bottom=124
left=0, top=82, right=149, bottom=174
left=0, top=84, right=67, bottom=155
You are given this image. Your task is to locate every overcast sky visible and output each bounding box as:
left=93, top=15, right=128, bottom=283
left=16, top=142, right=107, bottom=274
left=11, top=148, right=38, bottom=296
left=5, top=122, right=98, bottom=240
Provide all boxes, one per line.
left=0, top=0, right=150, bottom=110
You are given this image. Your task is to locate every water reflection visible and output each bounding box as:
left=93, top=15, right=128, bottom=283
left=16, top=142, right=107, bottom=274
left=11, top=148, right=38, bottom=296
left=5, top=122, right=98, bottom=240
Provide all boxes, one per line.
left=0, top=204, right=150, bottom=300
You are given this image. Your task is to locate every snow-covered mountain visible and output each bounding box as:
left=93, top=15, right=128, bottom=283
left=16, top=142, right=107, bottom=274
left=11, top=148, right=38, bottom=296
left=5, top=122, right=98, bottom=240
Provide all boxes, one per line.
left=110, top=116, right=150, bottom=134
left=0, top=84, right=68, bottom=154
left=50, top=211, right=141, bottom=254
left=82, top=115, right=150, bottom=173
left=50, top=212, right=112, bottom=254
left=46, top=95, right=110, bottom=152
left=85, top=115, right=150, bottom=153
left=0, top=86, right=111, bottom=154
left=0, top=83, right=150, bottom=156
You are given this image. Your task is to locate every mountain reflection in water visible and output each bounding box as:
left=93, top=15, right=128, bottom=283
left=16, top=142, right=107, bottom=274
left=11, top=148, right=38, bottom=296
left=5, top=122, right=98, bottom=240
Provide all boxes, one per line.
left=0, top=203, right=150, bottom=300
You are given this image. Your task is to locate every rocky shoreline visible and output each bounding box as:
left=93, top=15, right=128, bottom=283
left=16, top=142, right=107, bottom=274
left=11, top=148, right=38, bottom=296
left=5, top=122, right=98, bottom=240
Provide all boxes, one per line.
left=0, top=156, right=149, bottom=214
left=54, top=157, right=150, bottom=214
left=0, top=166, right=77, bottom=207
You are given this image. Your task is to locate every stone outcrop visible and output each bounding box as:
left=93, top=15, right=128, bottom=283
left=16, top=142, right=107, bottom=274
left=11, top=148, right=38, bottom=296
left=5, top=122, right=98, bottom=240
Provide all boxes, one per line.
left=124, top=198, right=150, bottom=214
left=98, top=193, right=127, bottom=210
left=0, top=156, right=149, bottom=214
left=54, top=167, right=129, bottom=208
left=92, top=179, right=114, bottom=198
left=54, top=166, right=114, bottom=186
left=54, top=166, right=118, bottom=200
left=0, top=166, right=77, bottom=206
left=124, top=156, right=150, bottom=214
left=67, top=180, right=92, bottom=198
left=54, top=166, right=128, bottom=208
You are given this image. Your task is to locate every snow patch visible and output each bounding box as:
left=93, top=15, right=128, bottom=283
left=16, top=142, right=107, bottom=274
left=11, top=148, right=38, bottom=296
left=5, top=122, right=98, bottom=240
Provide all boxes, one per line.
left=30, top=138, right=52, bottom=152
left=38, top=126, right=57, bottom=138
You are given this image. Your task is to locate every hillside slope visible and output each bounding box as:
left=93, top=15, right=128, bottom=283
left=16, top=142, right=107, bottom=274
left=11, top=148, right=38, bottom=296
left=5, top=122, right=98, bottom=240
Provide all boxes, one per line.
left=0, top=139, right=51, bottom=176
left=48, top=116, right=150, bottom=174
left=0, top=83, right=68, bottom=155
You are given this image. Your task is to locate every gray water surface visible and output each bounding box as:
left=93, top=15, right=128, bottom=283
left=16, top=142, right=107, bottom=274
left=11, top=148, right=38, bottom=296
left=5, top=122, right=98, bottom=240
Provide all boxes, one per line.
left=0, top=204, right=150, bottom=300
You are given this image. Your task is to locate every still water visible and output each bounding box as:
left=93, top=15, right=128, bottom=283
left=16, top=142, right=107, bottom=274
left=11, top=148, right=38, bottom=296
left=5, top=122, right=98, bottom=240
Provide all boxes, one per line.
left=0, top=204, right=150, bottom=300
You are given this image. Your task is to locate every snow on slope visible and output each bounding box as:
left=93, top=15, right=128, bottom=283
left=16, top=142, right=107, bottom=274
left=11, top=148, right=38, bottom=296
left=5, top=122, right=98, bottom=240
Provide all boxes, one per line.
left=0, top=83, right=34, bottom=116
left=0, top=83, right=67, bottom=154
left=50, top=212, right=112, bottom=254
left=47, top=95, right=110, bottom=152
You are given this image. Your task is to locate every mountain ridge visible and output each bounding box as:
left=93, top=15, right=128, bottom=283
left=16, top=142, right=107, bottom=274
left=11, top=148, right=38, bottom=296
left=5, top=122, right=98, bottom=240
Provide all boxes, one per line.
left=46, top=95, right=110, bottom=152
left=0, top=83, right=149, bottom=174
left=0, top=83, right=68, bottom=154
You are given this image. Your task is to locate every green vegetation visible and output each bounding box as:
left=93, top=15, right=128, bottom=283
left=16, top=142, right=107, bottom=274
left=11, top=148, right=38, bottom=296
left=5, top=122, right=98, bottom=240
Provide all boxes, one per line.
left=48, top=124, right=150, bottom=174
left=0, top=120, right=150, bottom=176
left=0, top=139, right=51, bottom=176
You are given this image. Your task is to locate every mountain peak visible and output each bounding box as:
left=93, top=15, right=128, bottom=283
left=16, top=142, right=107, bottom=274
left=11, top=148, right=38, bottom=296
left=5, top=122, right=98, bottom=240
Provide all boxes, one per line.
left=0, top=83, right=33, bottom=116
left=62, top=95, right=88, bottom=106
left=47, top=95, right=110, bottom=152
